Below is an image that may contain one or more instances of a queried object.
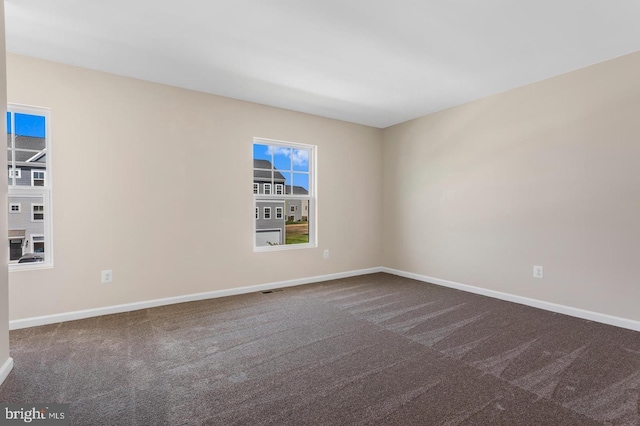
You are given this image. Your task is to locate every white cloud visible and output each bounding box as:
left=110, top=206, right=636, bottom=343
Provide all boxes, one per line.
left=268, top=146, right=308, bottom=168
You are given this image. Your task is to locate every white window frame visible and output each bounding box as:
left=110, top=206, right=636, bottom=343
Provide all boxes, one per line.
left=255, top=207, right=259, bottom=219
left=275, top=184, right=283, bottom=195
left=7, top=104, right=53, bottom=270
left=9, top=203, right=21, bottom=213
left=263, top=183, right=272, bottom=195
left=253, top=183, right=259, bottom=194
left=275, top=207, right=283, bottom=219
left=263, top=207, right=271, bottom=220
left=253, top=137, right=316, bottom=252
left=9, top=168, right=21, bottom=179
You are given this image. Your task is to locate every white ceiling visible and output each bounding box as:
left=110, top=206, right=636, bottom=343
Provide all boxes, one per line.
left=5, top=1, right=640, bottom=128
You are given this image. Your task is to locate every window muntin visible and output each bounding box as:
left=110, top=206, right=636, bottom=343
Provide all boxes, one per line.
left=7, top=105, right=52, bottom=268
left=264, top=207, right=271, bottom=220
left=253, top=139, right=314, bottom=249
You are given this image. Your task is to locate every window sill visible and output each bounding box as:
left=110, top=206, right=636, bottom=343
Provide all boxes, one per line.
left=9, top=263, right=54, bottom=272
left=254, top=243, right=317, bottom=253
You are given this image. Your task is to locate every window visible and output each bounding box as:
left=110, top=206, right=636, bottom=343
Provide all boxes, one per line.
left=255, top=207, right=259, bottom=219
left=32, top=170, right=45, bottom=187
left=32, top=204, right=44, bottom=221
left=264, top=207, right=271, bottom=220
left=7, top=105, right=52, bottom=268
left=253, top=138, right=315, bottom=249
left=253, top=183, right=259, bottom=194
left=31, top=235, right=44, bottom=253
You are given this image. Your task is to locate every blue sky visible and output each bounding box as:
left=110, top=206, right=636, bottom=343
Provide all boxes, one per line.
left=254, top=143, right=309, bottom=190
left=6, top=112, right=46, bottom=138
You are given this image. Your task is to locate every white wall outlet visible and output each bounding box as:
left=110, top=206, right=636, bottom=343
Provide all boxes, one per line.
left=533, top=265, right=543, bottom=279
left=101, top=270, right=113, bottom=284
left=323, top=249, right=329, bottom=259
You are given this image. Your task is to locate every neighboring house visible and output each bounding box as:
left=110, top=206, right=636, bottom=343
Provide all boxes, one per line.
left=254, top=160, right=285, bottom=246
left=253, top=159, right=286, bottom=196
left=285, top=186, right=309, bottom=222
left=7, top=135, right=47, bottom=262
left=7, top=195, right=45, bottom=262
left=253, top=160, right=309, bottom=246
left=7, top=135, right=47, bottom=187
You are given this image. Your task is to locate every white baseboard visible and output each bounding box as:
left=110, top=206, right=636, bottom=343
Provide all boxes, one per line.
left=9, top=267, right=384, bottom=330
left=12, top=266, right=637, bottom=333
left=382, top=267, right=640, bottom=333
left=0, top=357, right=14, bottom=386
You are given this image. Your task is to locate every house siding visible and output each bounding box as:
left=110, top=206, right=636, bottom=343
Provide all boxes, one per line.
left=7, top=195, right=46, bottom=260
left=255, top=200, right=285, bottom=246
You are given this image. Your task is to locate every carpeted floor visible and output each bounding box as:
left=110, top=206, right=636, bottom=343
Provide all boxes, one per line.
left=1, top=273, right=639, bottom=425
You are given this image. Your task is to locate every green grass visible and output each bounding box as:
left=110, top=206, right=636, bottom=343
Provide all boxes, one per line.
left=285, top=222, right=309, bottom=245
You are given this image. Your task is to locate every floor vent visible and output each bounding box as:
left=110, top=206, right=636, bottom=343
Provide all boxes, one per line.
left=261, top=289, right=284, bottom=294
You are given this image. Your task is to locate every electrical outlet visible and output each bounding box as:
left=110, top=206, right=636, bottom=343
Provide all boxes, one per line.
left=323, top=249, right=329, bottom=259
left=101, top=270, right=113, bottom=284
left=533, top=265, right=543, bottom=279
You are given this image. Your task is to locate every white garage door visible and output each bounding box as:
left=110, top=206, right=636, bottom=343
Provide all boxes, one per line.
left=256, top=230, right=281, bottom=247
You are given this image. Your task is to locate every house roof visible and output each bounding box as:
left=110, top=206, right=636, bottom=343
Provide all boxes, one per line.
left=254, top=160, right=285, bottom=181
left=286, top=186, right=308, bottom=195
left=6, top=135, right=46, bottom=152
left=7, top=135, right=47, bottom=167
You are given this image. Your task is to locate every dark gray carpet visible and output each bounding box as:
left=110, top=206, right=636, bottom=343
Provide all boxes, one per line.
left=1, top=273, right=639, bottom=425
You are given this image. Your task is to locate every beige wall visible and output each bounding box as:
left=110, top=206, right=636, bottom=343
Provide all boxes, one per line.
left=7, top=48, right=640, bottom=326
left=7, top=53, right=383, bottom=320
left=0, top=2, right=10, bottom=366
left=382, top=51, right=640, bottom=321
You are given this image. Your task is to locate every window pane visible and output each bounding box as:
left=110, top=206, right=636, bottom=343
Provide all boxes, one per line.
left=285, top=199, right=309, bottom=245
left=8, top=194, right=46, bottom=264
left=272, top=146, right=291, bottom=171
left=279, top=171, right=291, bottom=194
left=15, top=113, right=46, bottom=138
left=15, top=136, right=45, bottom=151
left=253, top=144, right=271, bottom=163
left=292, top=173, right=309, bottom=194
left=292, top=148, right=310, bottom=172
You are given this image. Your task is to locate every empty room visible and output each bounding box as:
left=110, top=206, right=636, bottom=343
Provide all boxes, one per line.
left=0, top=1, right=639, bottom=425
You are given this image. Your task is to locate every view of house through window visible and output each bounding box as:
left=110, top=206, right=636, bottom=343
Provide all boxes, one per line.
left=253, top=139, right=314, bottom=248
left=7, top=105, right=52, bottom=267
